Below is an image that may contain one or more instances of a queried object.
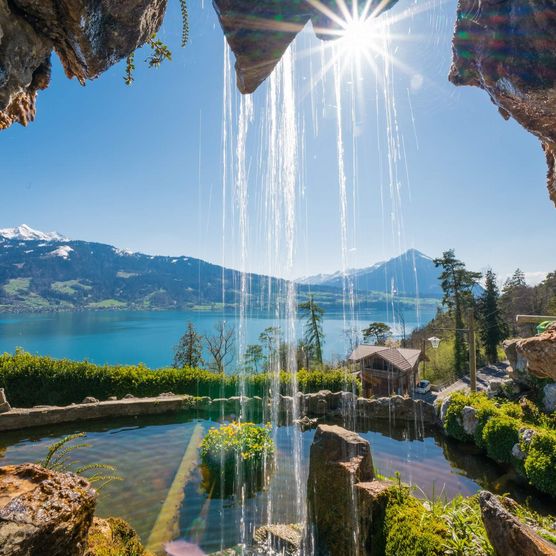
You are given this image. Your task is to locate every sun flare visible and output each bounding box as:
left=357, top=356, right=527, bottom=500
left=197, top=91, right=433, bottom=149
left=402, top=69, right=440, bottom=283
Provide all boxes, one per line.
left=339, top=17, right=376, bottom=56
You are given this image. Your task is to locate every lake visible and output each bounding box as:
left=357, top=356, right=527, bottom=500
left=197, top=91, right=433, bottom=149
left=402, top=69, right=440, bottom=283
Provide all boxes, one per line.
left=0, top=308, right=435, bottom=368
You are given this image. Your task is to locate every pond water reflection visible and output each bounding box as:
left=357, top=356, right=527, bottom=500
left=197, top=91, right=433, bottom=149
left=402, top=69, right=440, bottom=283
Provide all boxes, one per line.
left=1, top=412, right=554, bottom=553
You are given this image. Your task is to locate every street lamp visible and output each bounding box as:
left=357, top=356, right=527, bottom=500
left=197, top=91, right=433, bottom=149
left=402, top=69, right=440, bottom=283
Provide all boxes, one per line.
left=428, top=336, right=441, bottom=350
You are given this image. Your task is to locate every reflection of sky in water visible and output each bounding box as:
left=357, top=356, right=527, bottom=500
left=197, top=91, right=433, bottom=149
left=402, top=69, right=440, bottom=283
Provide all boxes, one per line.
left=0, top=309, right=436, bottom=368
left=1, top=413, right=554, bottom=553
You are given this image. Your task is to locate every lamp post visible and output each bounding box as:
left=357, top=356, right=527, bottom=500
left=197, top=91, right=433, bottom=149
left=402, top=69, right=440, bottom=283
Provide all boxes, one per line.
left=421, top=336, right=441, bottom=380
left=422, top=313, right=477, bottom=392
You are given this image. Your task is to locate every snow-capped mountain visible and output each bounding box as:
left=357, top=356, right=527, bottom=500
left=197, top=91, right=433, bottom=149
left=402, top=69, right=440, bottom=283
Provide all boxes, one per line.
left=297, top=249, right=442, bottom=298
left=0, top=228, right=441, bottom=313
left=0, top=224, right=68, bottom=242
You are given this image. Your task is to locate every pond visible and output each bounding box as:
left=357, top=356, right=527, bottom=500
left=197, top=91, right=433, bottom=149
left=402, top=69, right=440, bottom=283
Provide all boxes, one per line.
left=1, top=412, right=554, bottom=554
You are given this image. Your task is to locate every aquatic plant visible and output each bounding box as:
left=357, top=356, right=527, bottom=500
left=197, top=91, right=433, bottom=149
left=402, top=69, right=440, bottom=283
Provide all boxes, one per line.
left=200, top=422, right=273, bottom=470
left=200, top=422, right=274, bottom=497
left=39, top=432, right=121, bottom=490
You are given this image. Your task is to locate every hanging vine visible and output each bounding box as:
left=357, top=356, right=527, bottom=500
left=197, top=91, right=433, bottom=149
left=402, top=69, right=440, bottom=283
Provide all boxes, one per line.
left=179, top=0, right=189, bottom=47
left=124, top=0, right=189, bottom=85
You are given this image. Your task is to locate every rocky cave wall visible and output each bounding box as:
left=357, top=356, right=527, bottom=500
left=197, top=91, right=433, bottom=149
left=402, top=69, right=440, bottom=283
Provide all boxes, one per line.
left=0, top=0, right=167, bottom=129
left=450, top=0, right=556, bottom=206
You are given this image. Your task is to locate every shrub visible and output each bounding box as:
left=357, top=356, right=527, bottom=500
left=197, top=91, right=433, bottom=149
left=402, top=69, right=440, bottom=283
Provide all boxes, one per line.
left=200, top=422, right=274, bottom=497
left=443, top=392, right=471, bottom=441
left=524, top=431, right=556, bottom=497
left=0, top=351, right=360, bottom=407
left=481, top=415, right=520, bottom=464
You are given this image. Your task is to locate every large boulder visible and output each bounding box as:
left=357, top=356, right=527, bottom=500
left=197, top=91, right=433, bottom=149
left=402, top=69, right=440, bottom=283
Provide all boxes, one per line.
left=479, top=491, right=556, bottom=556
left=450, top=0, right=556, bottom=206
left=0, top=463, right=96, bottom=556
left=306, top=424, right=376, bottom=555
left=517, top=324, right=556, bottom=381
left=0, top=0, right=166, bottom=129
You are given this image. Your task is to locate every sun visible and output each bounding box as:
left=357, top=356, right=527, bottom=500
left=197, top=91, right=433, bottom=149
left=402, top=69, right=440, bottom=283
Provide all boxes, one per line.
left=339, top=16, right=376, bottom=56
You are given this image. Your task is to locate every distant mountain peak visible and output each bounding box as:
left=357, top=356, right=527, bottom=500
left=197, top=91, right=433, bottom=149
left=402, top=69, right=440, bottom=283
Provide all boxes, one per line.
left=296, top=248, right=442, bottom=297
left=0, top=224, right=68, bottom=242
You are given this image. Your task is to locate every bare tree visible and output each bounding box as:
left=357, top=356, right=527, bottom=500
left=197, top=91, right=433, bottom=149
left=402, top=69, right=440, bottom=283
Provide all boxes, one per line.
left=205, top=322, right=235, bottom=374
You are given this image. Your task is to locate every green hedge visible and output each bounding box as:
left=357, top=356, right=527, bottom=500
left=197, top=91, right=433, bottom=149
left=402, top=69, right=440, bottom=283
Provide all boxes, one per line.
left=442, top=392, right=556, bottom=498
left=0, top=351, right=361, bottom=407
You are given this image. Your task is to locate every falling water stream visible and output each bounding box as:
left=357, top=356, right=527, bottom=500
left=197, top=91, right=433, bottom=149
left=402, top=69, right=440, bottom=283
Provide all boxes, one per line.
left=219, top=4, right=435, bottom=552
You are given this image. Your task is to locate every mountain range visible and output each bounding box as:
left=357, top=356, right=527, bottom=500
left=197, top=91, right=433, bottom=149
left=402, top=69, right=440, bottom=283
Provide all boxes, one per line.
left=297, top=248, right=442, bottom=298
left=0, top=225, right=441, bottom=313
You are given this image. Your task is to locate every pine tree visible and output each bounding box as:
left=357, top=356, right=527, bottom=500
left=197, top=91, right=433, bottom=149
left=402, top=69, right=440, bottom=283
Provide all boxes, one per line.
left=478, top=269, right=508, bottom=364
left=434, top=250, right=481, bottom=376
left=298, top=295, right=325, bottom=366
left=362, top=322, right=392, bottom=345
left=173, top=322, right=203, bottom=369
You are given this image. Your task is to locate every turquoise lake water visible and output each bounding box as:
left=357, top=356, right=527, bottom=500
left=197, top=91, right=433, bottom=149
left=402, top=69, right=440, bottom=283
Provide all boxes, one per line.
left=0, top=308, right=435, bottom=368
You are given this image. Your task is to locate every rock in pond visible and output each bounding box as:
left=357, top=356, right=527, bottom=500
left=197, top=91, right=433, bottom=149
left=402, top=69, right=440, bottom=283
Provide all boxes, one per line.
left=253, top=523, right=302, bottom=555
left=81, top=397, right=99, bottom=404
left=306, top=424, right=392, bottom=555
left=0, top=463, right=96, bottom=556
left=479, top=491, right=556, bottom=556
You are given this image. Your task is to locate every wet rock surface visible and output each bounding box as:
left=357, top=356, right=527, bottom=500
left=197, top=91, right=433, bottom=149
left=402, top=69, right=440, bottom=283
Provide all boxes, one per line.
left=450, top=0, right=556, bottom=206
left=0, top=0, right=166, bottom=129
left=305, top=424, right=396, bottom=555
left=479, top=491, right=556, bottom=556
left=253, top=523, right=302, bottom=555
left=0, top=463, right=96, bottom=556
left=307, top=424, right=374, bottom=554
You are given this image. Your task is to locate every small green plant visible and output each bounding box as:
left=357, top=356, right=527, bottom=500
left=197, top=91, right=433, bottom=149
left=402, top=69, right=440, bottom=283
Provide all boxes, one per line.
left=39, top=433, right=121, bottom=490
left=200, top=422, right=274, bottom=497
left=200, top=422, right=273, bottom=471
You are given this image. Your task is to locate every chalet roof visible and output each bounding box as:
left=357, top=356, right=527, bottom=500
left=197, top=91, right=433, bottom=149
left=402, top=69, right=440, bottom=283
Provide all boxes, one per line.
left=348, top=345, right=422, bottom=372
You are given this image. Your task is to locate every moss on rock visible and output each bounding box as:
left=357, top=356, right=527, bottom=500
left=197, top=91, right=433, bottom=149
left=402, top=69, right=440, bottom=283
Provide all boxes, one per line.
left=87, top=517, right=153, bottom=556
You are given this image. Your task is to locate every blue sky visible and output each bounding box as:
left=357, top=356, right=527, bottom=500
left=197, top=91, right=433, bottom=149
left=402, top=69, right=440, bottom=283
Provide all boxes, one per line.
left=0, top=0, right=554, bottom=284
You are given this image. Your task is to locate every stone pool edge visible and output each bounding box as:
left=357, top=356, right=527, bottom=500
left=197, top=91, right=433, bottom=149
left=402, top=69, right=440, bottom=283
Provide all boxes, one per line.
left=0, top=391, right=439, bottom=432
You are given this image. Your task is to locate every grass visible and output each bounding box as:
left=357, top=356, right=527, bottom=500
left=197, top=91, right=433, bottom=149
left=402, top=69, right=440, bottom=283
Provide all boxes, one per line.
left=51, top=280, right=92, bottom=295
left=3, top=278, right=31, bottom=295
left=87, top=299, right=127, bottom=309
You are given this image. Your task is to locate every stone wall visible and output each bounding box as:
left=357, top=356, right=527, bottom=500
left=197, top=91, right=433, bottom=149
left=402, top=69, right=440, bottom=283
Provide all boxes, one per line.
left=0, top=390, right=438, bottom=432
